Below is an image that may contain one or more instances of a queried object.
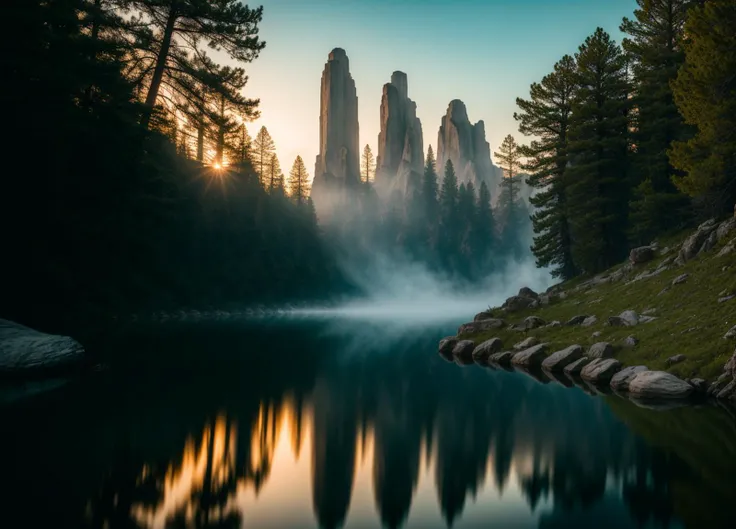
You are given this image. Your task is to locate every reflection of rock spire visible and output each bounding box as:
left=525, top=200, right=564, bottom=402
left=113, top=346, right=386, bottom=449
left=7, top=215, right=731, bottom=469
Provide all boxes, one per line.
left=311, top=377, right=358, bottom=529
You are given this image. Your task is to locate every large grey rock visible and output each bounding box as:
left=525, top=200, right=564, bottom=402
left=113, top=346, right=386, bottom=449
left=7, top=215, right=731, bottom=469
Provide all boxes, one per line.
left=311, top=48, right=360, bottom=216
left=488, top=351, right=514, bottom=365
left=624, top=335, right=639, bottom=347
left=437, top=99, right=502, bottom=199
left=375, top=71, right=424, bottom=196
left=627, top=371, right=694, bottom=399
left=511, top=343, right=549, bottom=367
left=672, top=273, right=689, bottom=286
left=716, top=380, right=736, bottom=401
left=541, top=345, right=583, bottom=371
left=438, top=336, right=458, bottom=355
left=709, top=372, right=731, bottom=396
left=610, top=365, right=649, bottom=392
left=452, top=340, right=475, bottom=359
left=564, top=356, right=592, bottom=376
left=629, top=246, right=655, bottom=264
left=581, top=315, right=598, bottom=327
left=716, top=217, right=736, bottom=241
left=588, top=342, right=614, bottom=359
left=677, top=218, right=718, bottom=263
left=566, top=315, right=590, bottom=326
left=580, top=358, right=622, bottom=383
left=665, top=354, right=686, bottom=366
left=523, top=316, right=546, bottom=329
left=502, top=295, right=536, bottom=312
left=725, top=350, right=736, bottom=377
left=0, top=319, right=84, bottom=373
left=618, top=310, right=639, bottom=326
left=724, top=326, right=736, bottom=339
left=457, top=319, right=505, bottom=335
left=473, top=310, right=494, bottom=322
left=514, top=336, right=540, bottom=351
left=518, top=287, right=539, bottom=299
left=472, top=337, right=503, bottom=362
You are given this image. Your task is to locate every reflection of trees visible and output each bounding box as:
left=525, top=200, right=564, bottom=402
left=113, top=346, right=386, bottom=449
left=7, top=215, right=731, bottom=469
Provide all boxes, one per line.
left=10, top=325, right=736, bottom=529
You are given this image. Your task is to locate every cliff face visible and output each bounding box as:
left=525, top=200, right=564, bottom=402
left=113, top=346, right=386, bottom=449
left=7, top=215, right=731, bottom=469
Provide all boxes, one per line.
left=375, top=72, right=423, bottom=196
left=312, top=48, right=360, bottom=215
left=436, top=100, right=502, bottom=198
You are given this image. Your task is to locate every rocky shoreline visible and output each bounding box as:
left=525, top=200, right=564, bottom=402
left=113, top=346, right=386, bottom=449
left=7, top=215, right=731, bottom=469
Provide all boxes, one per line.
left=439, top=215, right=736, bottom=408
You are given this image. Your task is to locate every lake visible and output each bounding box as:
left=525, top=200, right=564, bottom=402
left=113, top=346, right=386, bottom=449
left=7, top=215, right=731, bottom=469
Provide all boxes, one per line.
left=2, top=314, right=736, bottom=529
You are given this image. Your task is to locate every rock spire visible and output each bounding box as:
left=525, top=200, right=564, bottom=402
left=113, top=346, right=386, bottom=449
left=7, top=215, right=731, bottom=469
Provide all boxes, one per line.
left=375, top=71, right=424, bottom=195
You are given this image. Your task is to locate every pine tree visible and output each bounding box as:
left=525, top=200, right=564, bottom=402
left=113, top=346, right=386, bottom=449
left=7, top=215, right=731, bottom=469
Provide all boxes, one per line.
left=566, top=28, right=632, bottom=274
left=252, top=126, right=275, bottom=186
left=422, top=146, right=440, bottom=228
left=494, top=135, right=525, bottom=258
left=127, top=0, right=266, bottom=128
left=361, top=144, right=376, bottom=183
left=669, top=0, right=736, bottom=215
left=471, top=181, right=495, bottom=271
left=515, top=55, right=578, bottom=279
left=232, top=123, right=252, bottom=168
left=289, top=155, right=311, bottom=203
left=439, top=160, right=460, bottom=269
left=268, top=153, right=284, bottom=193
left=621, top=0, right=696, bottom=242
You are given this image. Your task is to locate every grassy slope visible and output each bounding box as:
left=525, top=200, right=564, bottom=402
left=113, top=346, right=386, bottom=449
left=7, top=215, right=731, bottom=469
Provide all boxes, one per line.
left=459, top=230, right=736, bottom=381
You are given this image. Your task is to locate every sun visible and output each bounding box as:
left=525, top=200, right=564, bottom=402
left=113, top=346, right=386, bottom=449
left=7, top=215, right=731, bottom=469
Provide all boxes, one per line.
left=213, top=162, right=222, bottom=170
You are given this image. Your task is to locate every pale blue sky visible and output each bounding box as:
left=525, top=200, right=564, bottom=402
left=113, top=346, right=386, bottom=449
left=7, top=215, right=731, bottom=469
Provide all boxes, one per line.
left=243, top=0, right=637, bottom=178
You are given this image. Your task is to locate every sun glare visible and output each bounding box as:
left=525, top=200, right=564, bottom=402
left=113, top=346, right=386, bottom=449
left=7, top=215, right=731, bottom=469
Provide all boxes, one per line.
left=213, top=162, right=222, bottom=170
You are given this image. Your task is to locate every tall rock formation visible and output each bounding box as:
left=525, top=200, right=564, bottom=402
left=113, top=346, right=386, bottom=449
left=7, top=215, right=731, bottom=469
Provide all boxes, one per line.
left=436, top=100, right=502, bottom=199
left=311, top=48, right=361, bottom=215
left=375, top=71, right=424, bottom=196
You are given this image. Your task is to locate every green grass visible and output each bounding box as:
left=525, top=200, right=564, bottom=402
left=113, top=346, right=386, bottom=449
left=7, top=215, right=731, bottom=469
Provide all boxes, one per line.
left=459, top=228, right=736, bottom=381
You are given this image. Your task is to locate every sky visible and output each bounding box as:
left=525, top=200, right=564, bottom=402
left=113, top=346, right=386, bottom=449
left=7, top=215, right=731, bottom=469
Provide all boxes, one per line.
left=242, top=0, right=637, bottom=179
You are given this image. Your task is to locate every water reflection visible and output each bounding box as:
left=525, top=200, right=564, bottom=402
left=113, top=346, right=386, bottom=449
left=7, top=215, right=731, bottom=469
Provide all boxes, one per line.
left=2, top=322, right=736, bottom=529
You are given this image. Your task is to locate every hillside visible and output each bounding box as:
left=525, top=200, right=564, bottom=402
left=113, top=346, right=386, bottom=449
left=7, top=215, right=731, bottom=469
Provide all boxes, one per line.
left=453, top=216, right=736, bottom=386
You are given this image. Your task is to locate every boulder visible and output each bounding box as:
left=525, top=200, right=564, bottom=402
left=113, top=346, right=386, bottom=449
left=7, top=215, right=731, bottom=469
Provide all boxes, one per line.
left=608, top=316, right=626, bottom=327
left=511, top=343, right=549, bottom=367
left=709, top=373, right=731, bottom=396
left=438, top=336, right=458, bottom=355
left=665, top=354, right=686, bottom=366
left=639, top=315, right=657, bottom=324
left=546, top=320, right=562, bottom=328
left=627, top=371, right=694, bottom=399
left=566, top=315, right=589, bottom=326
left=588, top=342, right=614, bottom=359
left=541, top=345, right=583, bottom=371
left=624, top=335, right=639, bottom=347
left=471, top=338, right=503, bottom=362
left=718, top=295, right=735, bottom=303
left=629, top=246, right=655, bottom=264
left=672, top=273, right=689, bottom=286
left=580, top=358, right=622, bottom=383
left=564, top=356, right=592, bottom=376
left=592, top=331, right=602, bottom=338
left=457, top=319, right=504, bottom=335
left=689, top=378, right=708, bottom=393
left=725, top=350, right=736, bottom=377
left=488, top=351, right=514, bottom=365
left=518, top=287, right=539, bottom=299
left=0, top=319, right=85, bottom=373
left=501, top=295, right=536, bottom=312
left=717, top=240, right=735, bottom=258
left=677, top=218, right=718, bottom=263
left=717, top=217, right=736, bottom=241
left=724, top=326, right=736, bottom=339
left=523, top=316, right=546, bottom=329
left=716, top=380, right=736, bottom=401
left=581, top=315, right=598, bottom=327
left=452, top=340, right=475, bottom=359
left=514, top=336, right=540, bottom=351
left=610, top=365, right=649, bottom=392
left=473, top=310, right=494, bottom=321
left=618, top=310, right=639, bottom=326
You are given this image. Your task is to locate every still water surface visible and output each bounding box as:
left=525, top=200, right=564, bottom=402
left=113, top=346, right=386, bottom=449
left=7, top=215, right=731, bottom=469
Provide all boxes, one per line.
left=2, top=316, right=736, bottom=529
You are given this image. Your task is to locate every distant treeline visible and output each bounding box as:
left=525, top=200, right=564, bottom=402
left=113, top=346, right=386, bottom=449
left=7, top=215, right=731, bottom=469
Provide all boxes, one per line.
left=1, top=0, right=341, bottom=327
left=515, top=0, right=736, bottom=279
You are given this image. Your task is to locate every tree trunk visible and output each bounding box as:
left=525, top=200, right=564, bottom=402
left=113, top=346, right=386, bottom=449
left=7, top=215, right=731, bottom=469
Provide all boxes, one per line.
left=196, top=117, right=204, bottom=163
left=140, top=6, right=178, bottom=128
left=216, top=96, right=225, bottom=164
